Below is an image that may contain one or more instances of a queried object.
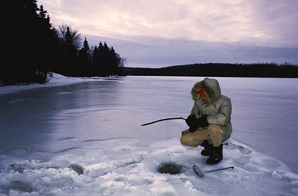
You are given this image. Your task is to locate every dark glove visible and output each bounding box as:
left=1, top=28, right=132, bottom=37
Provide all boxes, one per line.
left=186, top=115, right=209, bottom=133
left=196, top=115, right=209, bottom=128
left=186, top=115, right=197, bottom=132
left=186, top=115, right=197, bottom=127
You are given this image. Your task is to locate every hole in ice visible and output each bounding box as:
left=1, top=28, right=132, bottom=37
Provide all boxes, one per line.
left=68, top=163, right=84, bottom=175
left=157, top=162, right=182, bottom=175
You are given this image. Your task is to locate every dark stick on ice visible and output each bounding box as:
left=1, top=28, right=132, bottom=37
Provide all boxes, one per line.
left=193, top=165, right=234, bottom=177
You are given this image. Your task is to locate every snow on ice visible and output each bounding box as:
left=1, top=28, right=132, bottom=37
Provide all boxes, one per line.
left=0, top=75, right=298, bottom=195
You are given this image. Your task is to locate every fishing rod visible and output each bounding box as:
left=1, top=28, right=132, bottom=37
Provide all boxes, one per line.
left=141, top=117, right=186, bottom=126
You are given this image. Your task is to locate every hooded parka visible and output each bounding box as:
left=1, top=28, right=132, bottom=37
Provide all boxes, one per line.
left=190, top=78, right=232, bottom=142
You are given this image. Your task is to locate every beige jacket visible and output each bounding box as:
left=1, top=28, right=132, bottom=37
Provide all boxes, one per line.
left=190, top=78, right=232, bottom=141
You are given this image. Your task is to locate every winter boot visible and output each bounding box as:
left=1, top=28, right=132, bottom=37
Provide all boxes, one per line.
left=201, top=140, right=212, bottom=156
left=207, top=144, right=223, bottom=165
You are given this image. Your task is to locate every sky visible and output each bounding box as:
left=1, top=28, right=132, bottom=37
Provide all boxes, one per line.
left=38, top=0, right=298, bottom=68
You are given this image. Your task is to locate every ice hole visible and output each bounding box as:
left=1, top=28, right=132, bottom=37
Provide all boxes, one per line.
left=157, top=162, right=182, bottom=175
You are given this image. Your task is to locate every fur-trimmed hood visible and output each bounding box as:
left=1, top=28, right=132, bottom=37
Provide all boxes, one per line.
left=191, top=78, right=221, bottom=102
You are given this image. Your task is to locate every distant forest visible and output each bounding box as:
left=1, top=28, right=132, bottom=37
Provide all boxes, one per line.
left=1, top=0, right=126, bottom=85
left=124, top=63, right=298, bottom=78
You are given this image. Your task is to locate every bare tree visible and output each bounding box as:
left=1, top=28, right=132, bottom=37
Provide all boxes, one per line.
left=58, top=25, right=81, bottom=50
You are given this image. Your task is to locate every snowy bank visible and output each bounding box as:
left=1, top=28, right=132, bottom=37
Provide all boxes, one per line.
left=0, top=74, right=104, bottom=95
left=1, top=138, right=297, bottom=195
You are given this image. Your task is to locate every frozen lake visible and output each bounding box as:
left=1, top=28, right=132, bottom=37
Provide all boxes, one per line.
left=0, top=76, right=297, bottom=195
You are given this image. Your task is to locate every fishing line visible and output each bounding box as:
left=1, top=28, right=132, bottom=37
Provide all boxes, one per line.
left=155, top=81, right=182, bottom=175
left=165, top=120, right=170, bottom=162
left=165, top=81, right=171, bottom=163
left=157, top=119, right=182, bottom=175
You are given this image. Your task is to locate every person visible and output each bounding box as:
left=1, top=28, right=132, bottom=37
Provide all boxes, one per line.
left=180, top=78, right=232, bottom=164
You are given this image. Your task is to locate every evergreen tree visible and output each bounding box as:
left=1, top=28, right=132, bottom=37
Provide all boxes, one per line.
left=58, top=25, right=82, bottom=75
left=78, top=37, right=91, bottom=74
left=1, top=0, right=57, bottom=84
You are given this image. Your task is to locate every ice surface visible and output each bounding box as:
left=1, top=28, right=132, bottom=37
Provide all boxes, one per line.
left=0, top=75, right=298, bottom=195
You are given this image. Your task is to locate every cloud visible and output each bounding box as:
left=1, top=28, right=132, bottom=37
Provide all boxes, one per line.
left=246, top=0, right=298, bottom=47
left=39, top=0, right=298, bottom=46
left=38, top=0, right=298, bottom=67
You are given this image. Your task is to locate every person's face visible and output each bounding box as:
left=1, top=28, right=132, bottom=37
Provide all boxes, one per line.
left=194, top=89, right=208, bottom=103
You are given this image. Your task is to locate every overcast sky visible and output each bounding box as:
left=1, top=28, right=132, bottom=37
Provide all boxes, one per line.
left=38, top=0, right=298, bottom=67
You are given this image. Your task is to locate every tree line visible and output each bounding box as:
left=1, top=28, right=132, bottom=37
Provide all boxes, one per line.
left=1, top=0, right=125, bottom=85
left=124, top=63, right=298, bottom=78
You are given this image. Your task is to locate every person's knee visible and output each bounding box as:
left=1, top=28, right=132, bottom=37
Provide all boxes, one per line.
left=180, top=135, right=191, bottom=146
left=180, top=135, right=199, bottom=147
left=180, top=136, right=187, bottom=145
left=180, top=130, right=190, bottom=145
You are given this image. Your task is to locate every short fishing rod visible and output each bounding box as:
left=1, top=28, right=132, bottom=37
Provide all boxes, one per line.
left=141, top=117, right=186, bottom=126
